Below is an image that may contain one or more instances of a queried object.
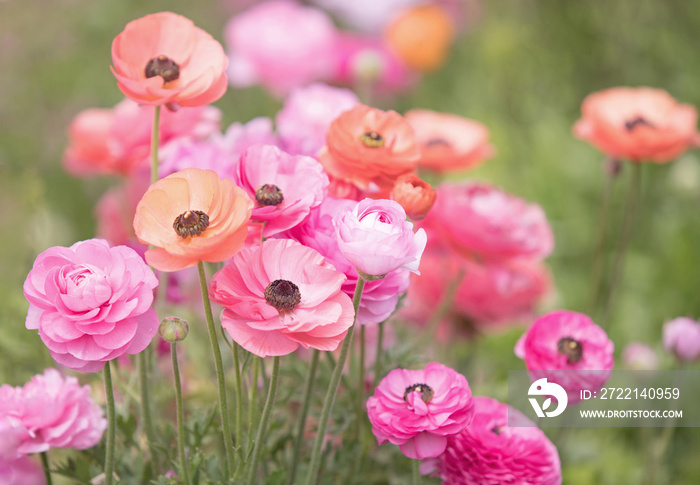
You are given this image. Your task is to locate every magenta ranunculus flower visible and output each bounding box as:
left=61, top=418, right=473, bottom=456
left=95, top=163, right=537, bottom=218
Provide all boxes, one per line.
left=232, top=144, right=329, bottom=237
left=0, top=456, right=45, bottom=485
left=428, top=396, right=562, bottom=485
left=366, top=362, right=474, bottom=459
left=209, top=239, right=355, bottom=357
left=225, top=0, right=338, bottom=95
left=276, top=83, right=358, bottom=157
left=0, top=369, right=106, bottom=454
left=24, top=239, right=159, bottom=372
left=423, top=182, right=554, bottom=262
left=285, top=197, right=410, bottom=325
left=335, top=198, right=427, bottom=279
left=663, top=317, right=700, bottom=362
left=515, top=310, right=614, bottom=404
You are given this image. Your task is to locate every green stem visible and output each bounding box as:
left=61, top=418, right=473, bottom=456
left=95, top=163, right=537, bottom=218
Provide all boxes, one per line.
left=138, top=352, right=158, bottom=472
left=233, top=344, right=243, bottom=453
left=171, top=344, right=191, bottom=485
left=646, top=424, right=676, bottom=485
left=104, top=361, right=116, bottom=485
left=151, top=105, right=161, bottom=184
left=287, top=350, right=320, bottom=485
left=427, top=268, right=465, bottom=337
left=304, top=278, right=366, bottom=485
left=372, top=321, right=384, bottom=388
left=248, top=356, right=260, bottom=446
left=197, top=260, right=235, bottom=477
left=589, top=162, right=619, bottom=311
left=358, top=325, right=366, bottom=420
left=245, top=356, right=281, bottom=485
left=40, top=452, right=53, bottom=485
left=601, top=163, right=642, bottom=325
left=412, top=458, right=421, bottom=485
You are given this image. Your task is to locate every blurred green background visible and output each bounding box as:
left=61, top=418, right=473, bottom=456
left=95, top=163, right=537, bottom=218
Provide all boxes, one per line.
left=1, top=0, right=699, bottom=483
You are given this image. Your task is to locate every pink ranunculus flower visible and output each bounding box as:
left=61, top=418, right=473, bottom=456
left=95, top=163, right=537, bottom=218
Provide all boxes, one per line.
left=23, top=239, right=159, bottom=372
left=312, top=0, right=421, bottom=33
left=622, top=342, right=659, bottom=370
left=366, top=362, right=474, bottom=459
left=276, top=83, right=359, bottom=157
left=515, top=310, right=614, bottom=404
left=225, top=0, right=338, bottom=96
left=0, top=456, right=45, bottom=485
left=64, top=98, right=220, bottom=177
left=663, top=317, right=700, bottom=362
left=219, top=117, right=280, bottom=156
left=233, top=145, right=329, bottom=237
left=95, top=171, right=151, bottom=248
left=427, top=396, right=562, bottom=485
left=209, top=239, right=355, bottom=357
left=285, top=197, right=410, bottom=325
left=159, top=137, right=236, bottom=180
left=335, top=198, right=427, bottom=279
left=423, top=182, right=554, bottom=262
left=0, top=369, right=106, bottom=454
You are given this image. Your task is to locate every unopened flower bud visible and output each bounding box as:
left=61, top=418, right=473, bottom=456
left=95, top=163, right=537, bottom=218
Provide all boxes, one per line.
left=352, top=49, right=384, bottom=84
left=159, top=316, right=189, bottom=343
left=391, top=173, right=436, bottom=220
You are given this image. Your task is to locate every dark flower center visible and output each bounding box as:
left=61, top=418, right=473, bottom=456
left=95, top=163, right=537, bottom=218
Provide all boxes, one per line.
left=558, top=337, right=583, bottom=364
left=173, top=210, right=210, bottom=238
left=145, top=55, right=180, bottom=83
left=255, top=184, right=284, bottom=206
left=425, top=137, right=450, bottom=147
left=264, top=279, right=301, bottom=312
left=403, top=383, right=434, bottom=403
left=624, top=116, right=654, bottom=131
left=491, top=426, right=502, bottom=436
left=360, top=131, right=385, bottom=148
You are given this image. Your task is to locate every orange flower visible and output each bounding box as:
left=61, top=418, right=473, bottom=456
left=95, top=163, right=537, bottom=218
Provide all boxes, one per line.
left=405, top=109, right=495, bottom=173
left=573, top=87, right=699, bottom=163
left=319, top=104, right=420, bottom=193
left=390, top=174, right=436, bottom=220
left=111, top=12, right=228, bottom=107
left=133, top=168, right=253, bottom=272
left=384, top=4, right=456, bottom=72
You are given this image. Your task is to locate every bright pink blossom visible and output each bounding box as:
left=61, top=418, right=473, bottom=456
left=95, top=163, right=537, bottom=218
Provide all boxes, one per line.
left=276, top=83, right=358, bottom=157
left=24, top=239, right=159, bottom=372
left=225, top=0, right=337, bottom=95
left=335, top=198, right=427, bottom=278
left=209, top=239, right=355, bottom=357
left=663, top=317, right=700, bottom=362
left=0, top=369, right=106, bottom=454
left=428, top=396, right=561, bottom=485
left=515, top=310, right=614, bottom=404
left=64, top=99, right=220, bottom=177
left=0, top=457, right=45, bottom=485
left=423, top=182, right=554, bottom=262
left=233, top=145, right=329, bottom=237
left=366, top=362, right=474, bottom=459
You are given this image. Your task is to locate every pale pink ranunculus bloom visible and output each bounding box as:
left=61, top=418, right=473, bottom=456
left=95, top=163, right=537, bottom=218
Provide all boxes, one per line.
left=64, top=98, right=220, bottom=177
left=0, top=456, right=45, bottom=485
left=209, top=239, right=355, bottom=357
left=312, top=0, right=421, bottom=33
left=285, top=197, right=410, bottom=325
left=233, top=145, right=329, bottom=237
left=622, top=342, right=659, bottom=370
left=663, top=317, right=700, bottom=362
left=219, top=117, right=280, bottom=156
left=159, top=138, right=236, bottom=180
left=95, top=171, right=151, bottom=248
left=423, top=182, right=554, bottom=262
left=515, top=310, right=614, bottom=404
left=366, top=362, right=474, bottom=459
left=276, top=83, right=358, bottom=157
left=225, top=0, right=338, bottom=96
left=0, top=369, right=106, bottom=454
left=427, top=396, right=561, bottom=485
left=335, top=198, right=427, bottom=278
left=23, top=239, right=159, bottom=372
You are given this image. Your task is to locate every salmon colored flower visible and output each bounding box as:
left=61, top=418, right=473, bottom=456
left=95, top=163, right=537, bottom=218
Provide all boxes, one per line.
left=390, top=173, right=436, bottom=220
left=405, top=109, right=495, bottom=172
left=384, top=4, right=456, bottom=72
left=573, top=87, right=699, bottom=163
left=111, top=12, right=228, bottom=107
left=209, top=239, right=355, bottom=357
left=319, top=104, right=420, bottom=193
left=133, top=168, right=253, bottom=272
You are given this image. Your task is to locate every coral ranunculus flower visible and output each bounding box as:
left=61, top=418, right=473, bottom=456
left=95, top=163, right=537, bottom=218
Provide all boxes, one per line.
left=405, top=109, right=495, bottom=173
left=208, top=239, right=355, bottom=357
left=111, top=12, right=228, bottom=107
left=133, top=168, right=253, bottom=272
left=390, top=173, right=436, bottom=220
left=384, top=4, right=456, bottom=72
left=573, top=87, right=699, bottom=163
left=319, top=104, right=420, bottom=192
